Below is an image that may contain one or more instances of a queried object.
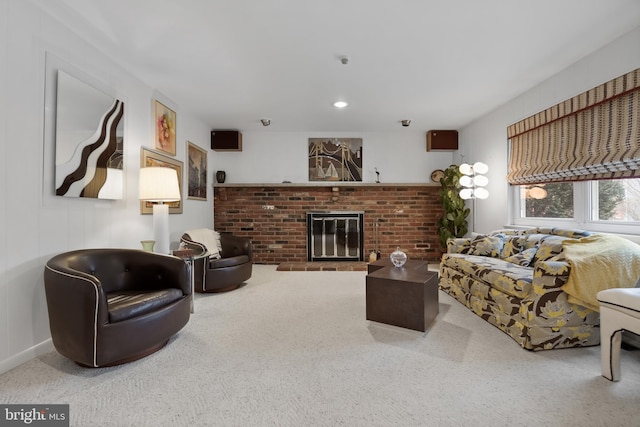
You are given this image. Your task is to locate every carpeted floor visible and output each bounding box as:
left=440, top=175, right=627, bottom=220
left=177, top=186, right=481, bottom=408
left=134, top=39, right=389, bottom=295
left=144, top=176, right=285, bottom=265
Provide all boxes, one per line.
left=1, top=265, right=639, bottom=426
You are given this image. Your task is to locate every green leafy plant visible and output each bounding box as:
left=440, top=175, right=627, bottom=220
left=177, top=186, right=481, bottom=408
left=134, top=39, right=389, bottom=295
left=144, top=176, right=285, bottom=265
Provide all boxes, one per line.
left=437, top=165, right=470, bottom=248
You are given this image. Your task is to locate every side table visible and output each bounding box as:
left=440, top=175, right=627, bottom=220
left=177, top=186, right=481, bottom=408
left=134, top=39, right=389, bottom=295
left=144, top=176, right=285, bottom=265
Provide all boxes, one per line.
left=173, top=248, right=199, bottom=313
left=366, top=260, right=439, bottom=332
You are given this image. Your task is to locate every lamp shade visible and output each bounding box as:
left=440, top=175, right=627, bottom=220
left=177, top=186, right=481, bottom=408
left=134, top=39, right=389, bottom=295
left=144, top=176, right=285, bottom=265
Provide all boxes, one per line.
left=459, top=175, right=474, bottom=188
left=459, top=163, right=473, bottom=175
left=473, top=175, right=489, bottom=187
left=460, top=188, right=474, bottom=200
left=474, top=188, right=490, bottom=199
left=139, top=167, right=181, bottom=202
left=473, top=162, right=489, bottom=174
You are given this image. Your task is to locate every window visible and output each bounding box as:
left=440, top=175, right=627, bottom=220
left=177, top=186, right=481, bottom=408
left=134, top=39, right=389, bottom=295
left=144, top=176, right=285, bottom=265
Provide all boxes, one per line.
left=593, top=178, right=640, bottom=222
left=507, top=67, right=640, bottom=234
left=512, top=178, right=640, bottom=233
left=520, top=182, right=574, bottom=219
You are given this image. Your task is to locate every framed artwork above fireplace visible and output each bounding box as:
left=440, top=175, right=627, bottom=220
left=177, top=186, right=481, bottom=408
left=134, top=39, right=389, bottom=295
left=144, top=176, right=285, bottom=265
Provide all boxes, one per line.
left=308, top=138, right=362, bottom=182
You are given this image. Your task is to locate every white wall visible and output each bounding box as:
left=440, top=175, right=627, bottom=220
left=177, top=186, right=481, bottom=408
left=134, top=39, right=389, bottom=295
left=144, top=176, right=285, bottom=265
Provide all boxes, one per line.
left=0, top=1, right=456, bottom=374
left=0, top=0, right=214, bottom=373
left=211, top=131, right=454, bottom=184
left=7, top=0, right=637, bottom=374
left=459, top=26, right=640, bottom=234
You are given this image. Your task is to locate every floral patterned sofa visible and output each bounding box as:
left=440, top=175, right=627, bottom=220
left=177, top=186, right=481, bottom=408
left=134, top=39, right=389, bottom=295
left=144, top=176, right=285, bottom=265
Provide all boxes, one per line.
left=438, top=228, right=600, bottom=351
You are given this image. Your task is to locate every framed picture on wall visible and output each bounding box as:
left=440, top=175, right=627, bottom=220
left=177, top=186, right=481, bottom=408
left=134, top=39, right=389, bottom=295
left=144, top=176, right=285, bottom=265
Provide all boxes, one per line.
left=308, top=138, right=363, bottom=182
left=154, top=100, right=176, bottom=156
left=187, top=141, right=207, bottom=200
left=140, top=148, right=183, bottom=214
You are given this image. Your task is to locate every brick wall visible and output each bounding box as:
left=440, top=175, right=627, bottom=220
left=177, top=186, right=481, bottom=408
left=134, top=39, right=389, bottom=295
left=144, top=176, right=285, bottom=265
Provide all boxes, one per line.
left=213, top=184, right=443, bottom=264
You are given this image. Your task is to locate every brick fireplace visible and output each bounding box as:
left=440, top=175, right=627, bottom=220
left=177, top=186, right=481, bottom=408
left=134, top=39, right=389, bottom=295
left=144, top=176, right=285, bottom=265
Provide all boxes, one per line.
left=213, top=183, right=443, bottom=264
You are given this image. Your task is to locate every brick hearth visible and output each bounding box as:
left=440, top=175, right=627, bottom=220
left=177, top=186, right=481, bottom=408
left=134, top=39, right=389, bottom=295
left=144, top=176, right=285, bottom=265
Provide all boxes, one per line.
left=213, top=183, right=443, bottom=264
left=276, top=261, right=368, bottom=271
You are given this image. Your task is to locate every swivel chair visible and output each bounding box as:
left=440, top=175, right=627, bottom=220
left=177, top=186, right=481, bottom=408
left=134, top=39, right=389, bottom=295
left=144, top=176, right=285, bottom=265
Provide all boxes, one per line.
left=181, top=229, right=252, bottom=292
left=44, top=248, right=191, bottom=367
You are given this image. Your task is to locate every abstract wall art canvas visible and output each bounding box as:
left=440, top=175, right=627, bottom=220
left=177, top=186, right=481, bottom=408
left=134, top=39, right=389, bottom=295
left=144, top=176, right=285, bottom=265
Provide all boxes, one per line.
left=55, top=70, right=124, bottom=199
left=308, top=138, right=363, bottom=182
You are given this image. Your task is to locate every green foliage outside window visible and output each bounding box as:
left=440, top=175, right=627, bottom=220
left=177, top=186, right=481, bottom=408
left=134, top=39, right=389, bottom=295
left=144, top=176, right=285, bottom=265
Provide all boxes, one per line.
left=525, top=182, right=574, bottom=218
left=524, top=180, right=625, bottom=220
left=598, top=180, right=626, bottom=220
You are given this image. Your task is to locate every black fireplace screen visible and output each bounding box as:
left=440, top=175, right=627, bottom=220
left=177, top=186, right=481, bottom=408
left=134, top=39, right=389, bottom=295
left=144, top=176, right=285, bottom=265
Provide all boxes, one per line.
left=307, top=211, right=364, bottom=261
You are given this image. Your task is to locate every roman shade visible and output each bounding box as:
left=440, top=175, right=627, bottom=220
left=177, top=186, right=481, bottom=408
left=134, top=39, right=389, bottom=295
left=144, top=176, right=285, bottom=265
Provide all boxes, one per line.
left=507, top=68, right=640, bottom=185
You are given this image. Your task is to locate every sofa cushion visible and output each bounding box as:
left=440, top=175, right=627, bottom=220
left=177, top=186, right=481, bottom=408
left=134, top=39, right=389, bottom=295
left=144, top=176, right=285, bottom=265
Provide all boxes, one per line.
left=107, top=289, right=184, bottom=323
left=469, top=235, right=504, bottom=257
left=504, top=247, right=538, bottom=267
left=209, top=254, right=250, bottom=269
left=442, top=254, right=533, bottom=298
left=523, top=227, right=555, bottom=235
left=491, top=229, right=522, bottom=236
left=552, top=228, right=592, bottom=239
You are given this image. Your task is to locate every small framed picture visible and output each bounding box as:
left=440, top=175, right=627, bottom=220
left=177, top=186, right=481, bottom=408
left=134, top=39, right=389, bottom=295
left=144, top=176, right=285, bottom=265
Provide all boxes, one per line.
left=154, top=100, right=176, bottom=156
left=140, top=148, right=183, bottom=214
left=187, top=141, right=207, bottom=200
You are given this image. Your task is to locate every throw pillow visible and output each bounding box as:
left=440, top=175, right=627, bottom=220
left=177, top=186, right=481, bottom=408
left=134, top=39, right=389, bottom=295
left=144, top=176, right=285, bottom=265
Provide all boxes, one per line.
left=534, top=237, right=567, bottom=263
left=504, top=247, right=538, bottom=267
left=469, top=235, right=504, bottom=257
left=524, top=234, right=547, bottom=249
left=447, top=238, right=473, bottom=254
left=546, top=253, right=566, bottom=262
left=502, top=235, right=527, bottom=258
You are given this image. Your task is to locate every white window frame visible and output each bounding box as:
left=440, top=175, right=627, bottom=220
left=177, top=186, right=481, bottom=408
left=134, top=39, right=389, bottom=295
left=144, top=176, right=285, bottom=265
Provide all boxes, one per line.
left=509, top=181, right=640, bottom=241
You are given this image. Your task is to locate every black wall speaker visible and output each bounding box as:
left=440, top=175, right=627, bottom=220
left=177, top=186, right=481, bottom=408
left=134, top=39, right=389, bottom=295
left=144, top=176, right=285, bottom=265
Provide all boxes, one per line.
left=426, top=130, right=458, bottom=151
left=211, top=130, right=242, bottom=151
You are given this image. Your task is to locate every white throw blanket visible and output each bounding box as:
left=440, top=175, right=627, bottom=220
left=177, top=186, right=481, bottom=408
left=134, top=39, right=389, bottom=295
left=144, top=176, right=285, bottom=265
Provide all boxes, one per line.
left=185, top=228, right=221, bottom=259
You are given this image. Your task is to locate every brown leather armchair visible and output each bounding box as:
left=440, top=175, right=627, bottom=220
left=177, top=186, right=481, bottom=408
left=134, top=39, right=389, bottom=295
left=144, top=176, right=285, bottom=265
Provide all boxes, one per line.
left=44, top=248, right=191, bottom=367
left=181, top=231, right=253, bottom=293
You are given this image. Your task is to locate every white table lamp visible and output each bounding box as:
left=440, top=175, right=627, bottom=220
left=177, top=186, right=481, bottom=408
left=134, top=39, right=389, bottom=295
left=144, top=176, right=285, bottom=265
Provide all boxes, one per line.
left=139, top=167, right=181, bottom=254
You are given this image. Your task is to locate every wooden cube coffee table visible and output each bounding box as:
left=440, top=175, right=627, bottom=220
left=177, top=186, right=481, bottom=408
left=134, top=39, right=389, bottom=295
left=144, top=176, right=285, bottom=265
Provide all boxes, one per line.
left=366, top=260, right=439, bottom=332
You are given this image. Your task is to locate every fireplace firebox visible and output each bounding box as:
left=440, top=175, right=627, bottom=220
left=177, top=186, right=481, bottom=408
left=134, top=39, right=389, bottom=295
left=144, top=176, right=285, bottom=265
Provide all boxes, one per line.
left=306, top=211, right=364, bottom=261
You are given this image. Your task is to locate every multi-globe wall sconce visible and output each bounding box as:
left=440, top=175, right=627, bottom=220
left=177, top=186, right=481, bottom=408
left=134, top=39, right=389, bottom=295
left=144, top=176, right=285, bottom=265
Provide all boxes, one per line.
left=459, top=162, right=489, bottom=200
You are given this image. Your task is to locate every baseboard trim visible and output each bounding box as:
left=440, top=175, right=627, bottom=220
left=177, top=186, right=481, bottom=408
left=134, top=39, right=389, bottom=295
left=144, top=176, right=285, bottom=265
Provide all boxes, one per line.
left=0, top=339, right=54, bottom=375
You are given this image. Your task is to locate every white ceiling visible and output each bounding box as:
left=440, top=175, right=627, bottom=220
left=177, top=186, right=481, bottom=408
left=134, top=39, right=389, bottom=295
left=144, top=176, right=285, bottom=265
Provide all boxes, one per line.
left=37, top=0, right=640, bottom=132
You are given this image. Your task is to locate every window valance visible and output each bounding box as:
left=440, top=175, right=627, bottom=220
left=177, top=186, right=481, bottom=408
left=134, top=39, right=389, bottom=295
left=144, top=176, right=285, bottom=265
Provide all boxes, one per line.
left=507, top=68, right=640, bottom=185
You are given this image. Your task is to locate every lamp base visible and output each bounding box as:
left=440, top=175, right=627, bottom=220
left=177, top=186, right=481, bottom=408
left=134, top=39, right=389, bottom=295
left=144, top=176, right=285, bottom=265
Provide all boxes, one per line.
left=152, top=203, right=170, bottom=254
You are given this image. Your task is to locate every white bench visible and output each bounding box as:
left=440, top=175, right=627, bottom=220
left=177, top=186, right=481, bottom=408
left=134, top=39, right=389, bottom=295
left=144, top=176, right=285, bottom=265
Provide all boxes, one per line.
left=597, top=288, right=640, bottom=381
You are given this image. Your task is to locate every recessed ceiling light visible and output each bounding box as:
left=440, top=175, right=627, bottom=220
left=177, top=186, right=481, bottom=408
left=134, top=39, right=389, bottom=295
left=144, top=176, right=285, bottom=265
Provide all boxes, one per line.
left=333, top=101, right=348, bottom=108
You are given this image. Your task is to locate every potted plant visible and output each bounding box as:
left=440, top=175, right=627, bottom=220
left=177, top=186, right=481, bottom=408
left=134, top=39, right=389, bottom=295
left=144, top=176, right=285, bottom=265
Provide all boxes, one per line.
left=437, top=165, right=470, bottom=248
